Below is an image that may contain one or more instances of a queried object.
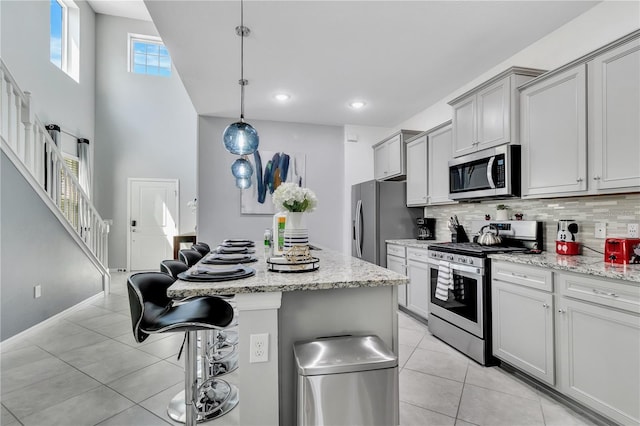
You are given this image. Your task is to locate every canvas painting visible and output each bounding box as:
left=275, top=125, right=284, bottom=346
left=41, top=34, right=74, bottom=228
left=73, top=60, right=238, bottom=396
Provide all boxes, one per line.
left=241, top=150, right=306, bottom=214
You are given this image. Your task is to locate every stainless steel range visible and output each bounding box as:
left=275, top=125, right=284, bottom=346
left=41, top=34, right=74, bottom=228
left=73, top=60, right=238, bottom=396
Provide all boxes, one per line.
left=426, top=220, right=543, bottom=365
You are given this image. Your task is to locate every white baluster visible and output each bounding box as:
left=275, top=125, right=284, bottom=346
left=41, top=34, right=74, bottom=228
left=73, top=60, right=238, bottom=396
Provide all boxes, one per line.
left=6, top=81, right=14, bottom=150
left=0, top=67, right=5, bottom=136
left=15, top=93, right=24, bottom=162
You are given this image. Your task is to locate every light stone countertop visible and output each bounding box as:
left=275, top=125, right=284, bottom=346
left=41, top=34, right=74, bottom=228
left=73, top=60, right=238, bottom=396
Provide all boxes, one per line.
left=386, top=239, right=435, bottom=249
left=167, top=248, right=409, bottom=298
left=489, top=252, right=640, bottom=283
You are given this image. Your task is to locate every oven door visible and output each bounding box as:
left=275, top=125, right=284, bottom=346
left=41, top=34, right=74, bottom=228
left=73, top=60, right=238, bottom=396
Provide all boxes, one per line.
left=428, top=259, right=484, bottom=338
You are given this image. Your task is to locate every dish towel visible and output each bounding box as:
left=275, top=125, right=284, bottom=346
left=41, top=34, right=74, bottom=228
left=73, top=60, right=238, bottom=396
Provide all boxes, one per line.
left=435, top=261, right=454, bottom=301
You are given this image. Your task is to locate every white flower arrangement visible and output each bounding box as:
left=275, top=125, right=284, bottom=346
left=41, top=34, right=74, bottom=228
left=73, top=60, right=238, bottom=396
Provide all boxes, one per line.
left=272, top=182, right=318, bottom=213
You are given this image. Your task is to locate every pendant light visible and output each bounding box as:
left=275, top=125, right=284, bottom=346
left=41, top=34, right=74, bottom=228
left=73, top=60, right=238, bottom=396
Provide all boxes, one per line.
left=224, top=0, right=259, bottom=188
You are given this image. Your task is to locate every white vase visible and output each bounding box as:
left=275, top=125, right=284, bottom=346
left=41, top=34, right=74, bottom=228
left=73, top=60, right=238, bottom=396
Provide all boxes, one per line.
left=496, top=210, right=509, bottom=221
left=284, top=212, right=308, bottom=248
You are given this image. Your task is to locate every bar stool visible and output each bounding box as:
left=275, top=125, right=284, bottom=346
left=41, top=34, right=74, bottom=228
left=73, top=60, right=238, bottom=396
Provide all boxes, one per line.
left=160, top=260, right=189, bottom=279
left=127, top=272, right=238, bottom=425
left=192, top=243, right=210, bottom=257
left=179, top=249, right=203, bottom=267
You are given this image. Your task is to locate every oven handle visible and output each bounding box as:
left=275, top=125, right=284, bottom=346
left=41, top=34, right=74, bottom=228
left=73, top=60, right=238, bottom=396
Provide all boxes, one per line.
left=427, top=260, right=482, bottom=276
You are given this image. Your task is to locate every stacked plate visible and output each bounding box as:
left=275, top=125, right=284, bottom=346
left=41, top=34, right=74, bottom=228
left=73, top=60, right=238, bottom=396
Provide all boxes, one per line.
left=283, top=228, right=309, bottom=248
left=215, top=245, right=255, bottom=254
left=222, top=239, right=255, bottom=248
left=178, top=265, right=255, bottom=282
left=201, top=253, right=257, bottom=265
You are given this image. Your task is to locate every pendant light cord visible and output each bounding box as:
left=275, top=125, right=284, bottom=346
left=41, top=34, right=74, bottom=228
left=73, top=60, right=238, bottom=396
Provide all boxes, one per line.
left=239, top=0, right=246, bottom=121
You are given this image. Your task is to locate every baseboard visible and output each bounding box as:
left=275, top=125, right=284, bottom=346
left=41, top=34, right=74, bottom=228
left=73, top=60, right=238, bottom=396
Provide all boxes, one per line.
left=0, top=291, right=105, bottom=346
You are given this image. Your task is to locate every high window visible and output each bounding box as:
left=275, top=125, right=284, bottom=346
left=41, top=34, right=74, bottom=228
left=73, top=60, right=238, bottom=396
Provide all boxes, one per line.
left=50, top=0, right=80, bottom=82
left=128, top=34, right=172, bottom=77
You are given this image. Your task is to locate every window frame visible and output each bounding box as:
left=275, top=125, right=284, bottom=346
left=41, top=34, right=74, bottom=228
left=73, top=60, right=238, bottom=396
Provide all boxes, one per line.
left=50, top=0, right=80, bottom=82
left=127, top=33, right=172, bottom=77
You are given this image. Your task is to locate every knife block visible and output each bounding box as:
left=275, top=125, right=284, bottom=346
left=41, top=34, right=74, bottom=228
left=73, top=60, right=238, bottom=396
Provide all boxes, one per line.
left=451, top=225, right=469, bottom=243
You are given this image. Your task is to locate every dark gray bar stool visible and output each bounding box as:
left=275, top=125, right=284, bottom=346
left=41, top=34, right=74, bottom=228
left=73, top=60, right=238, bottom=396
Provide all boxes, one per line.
left=179, top=249, right=203, bottom=266
left=127, top=272, right=238, bottom=425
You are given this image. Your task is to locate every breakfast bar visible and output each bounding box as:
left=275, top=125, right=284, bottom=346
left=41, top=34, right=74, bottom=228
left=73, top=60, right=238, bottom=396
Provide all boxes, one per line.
left=167, top=248, right=409, bottom=426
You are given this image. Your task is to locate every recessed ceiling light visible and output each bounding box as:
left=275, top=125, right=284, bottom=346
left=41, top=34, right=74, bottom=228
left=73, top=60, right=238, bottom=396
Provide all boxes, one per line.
left=274, top=93, right=291, bottom=101
left=349, top=101, right=366, bottom=109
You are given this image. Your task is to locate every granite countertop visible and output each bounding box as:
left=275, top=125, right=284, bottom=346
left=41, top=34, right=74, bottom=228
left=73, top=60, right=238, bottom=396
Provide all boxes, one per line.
left=386, top=239, right=434, bottom=249
left=167, top=248, right=409, bottom=298
left=489, top=252, right=640, bottom=283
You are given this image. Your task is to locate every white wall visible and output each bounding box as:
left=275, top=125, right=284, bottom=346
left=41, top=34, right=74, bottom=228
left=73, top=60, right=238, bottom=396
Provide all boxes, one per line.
left=0, top=0, right=95, bottom=141
left=94, top=14, right=198, bottom=269
left=341, top=124, right=392, bottom=253
left=198, top=116, right=344, bottom=252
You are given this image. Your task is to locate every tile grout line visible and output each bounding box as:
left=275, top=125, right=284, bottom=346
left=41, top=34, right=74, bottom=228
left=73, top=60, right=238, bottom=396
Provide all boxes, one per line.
left=453, top=360, right=470, bottom=423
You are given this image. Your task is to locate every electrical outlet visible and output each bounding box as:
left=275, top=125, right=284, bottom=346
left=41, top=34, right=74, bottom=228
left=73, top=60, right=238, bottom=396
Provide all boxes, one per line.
left=249, top=333, right=269, bottom=363
left=595, top=222, right=607, bottom=239
left=34, top=285, right=41, bottom=298
left=628, top=223, right=639, bottom=238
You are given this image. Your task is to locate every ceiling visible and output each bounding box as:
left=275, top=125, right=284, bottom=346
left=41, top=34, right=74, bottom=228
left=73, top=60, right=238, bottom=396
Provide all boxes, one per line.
left=90, top=1, right=600, bottom=127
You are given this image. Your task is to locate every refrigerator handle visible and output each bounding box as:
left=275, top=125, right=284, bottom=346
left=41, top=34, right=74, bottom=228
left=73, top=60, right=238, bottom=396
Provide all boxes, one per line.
left=355, top=199, right=363, bottom=258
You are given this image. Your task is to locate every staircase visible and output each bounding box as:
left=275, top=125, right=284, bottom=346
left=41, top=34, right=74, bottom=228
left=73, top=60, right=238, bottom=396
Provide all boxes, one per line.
left=0, top=58, right=110, bottom=288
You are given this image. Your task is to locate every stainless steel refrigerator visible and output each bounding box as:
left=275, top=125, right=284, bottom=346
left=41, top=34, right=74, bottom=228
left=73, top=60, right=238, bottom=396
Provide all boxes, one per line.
left=352, top=180, right=420, bottom=267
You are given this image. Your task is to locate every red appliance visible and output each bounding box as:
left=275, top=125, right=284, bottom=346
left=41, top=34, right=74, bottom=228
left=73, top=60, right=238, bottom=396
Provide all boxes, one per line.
left=556, top=241, right=581, bottom=255
left=605, top=238, right=640, bottom=264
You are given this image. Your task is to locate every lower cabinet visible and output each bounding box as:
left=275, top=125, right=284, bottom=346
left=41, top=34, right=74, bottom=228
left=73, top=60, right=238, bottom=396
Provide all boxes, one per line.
left=491, top=261, right=640, bottom=425
left=387, top=251, right=407, bottom=307
left=406, top=248, right=429, bottom=319
left=492, top=279, right=555, bottom=385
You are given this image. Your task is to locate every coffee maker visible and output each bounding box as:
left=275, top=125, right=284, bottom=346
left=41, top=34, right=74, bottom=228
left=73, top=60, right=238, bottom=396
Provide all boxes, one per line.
left=417, top=217, right=436, bottom=240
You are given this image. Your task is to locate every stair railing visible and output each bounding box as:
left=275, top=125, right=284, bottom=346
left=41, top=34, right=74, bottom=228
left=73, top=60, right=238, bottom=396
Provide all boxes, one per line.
left=0, top=58, right=109, bottom=268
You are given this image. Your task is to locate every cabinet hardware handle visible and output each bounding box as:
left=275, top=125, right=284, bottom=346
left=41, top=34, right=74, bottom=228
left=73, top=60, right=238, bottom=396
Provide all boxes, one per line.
left=593, top=176, right=601, bottom=180
left=557, top=309, right=566, bottom=313
left=542, top=303, right=549, bottom=308
left=592, top=289, right=618, bottom=297
left=576, top=178, right=583, bottom=182
left=511, top=272, right=527, bottom=278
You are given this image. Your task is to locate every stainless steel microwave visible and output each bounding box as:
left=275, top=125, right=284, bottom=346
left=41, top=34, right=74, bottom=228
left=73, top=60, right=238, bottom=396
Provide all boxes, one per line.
left=448, top=145, right=521, bottom=200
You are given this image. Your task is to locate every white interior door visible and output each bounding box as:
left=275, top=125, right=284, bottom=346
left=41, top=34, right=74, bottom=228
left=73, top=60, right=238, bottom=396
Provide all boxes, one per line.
left=128, top=179, right=179, bottom=271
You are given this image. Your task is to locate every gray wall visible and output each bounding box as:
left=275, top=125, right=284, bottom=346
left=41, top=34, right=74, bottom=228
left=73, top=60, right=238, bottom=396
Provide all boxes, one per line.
left=0, top=0, right=95, bottom=141
left=94, top=14, right=198, bottom=269
left=1, top=152, right=103, bottom=340
left=198, top=116, right=344, bottom=251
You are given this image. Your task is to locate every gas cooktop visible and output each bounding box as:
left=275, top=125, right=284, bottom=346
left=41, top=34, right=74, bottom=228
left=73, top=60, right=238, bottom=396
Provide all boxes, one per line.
left=428, top=242, right=530, bottom=257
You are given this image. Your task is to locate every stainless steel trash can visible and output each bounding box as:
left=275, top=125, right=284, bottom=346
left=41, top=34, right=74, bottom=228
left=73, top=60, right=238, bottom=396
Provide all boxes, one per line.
left=293, top=335, right=399, bottom=426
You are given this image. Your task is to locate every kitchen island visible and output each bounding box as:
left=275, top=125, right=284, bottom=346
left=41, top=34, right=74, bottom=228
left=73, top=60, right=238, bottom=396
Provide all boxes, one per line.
left=168, top=248, right=408, bottom=426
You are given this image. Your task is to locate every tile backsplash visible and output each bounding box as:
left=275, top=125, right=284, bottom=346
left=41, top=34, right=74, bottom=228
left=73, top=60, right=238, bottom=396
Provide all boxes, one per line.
left=423, top=193, right=640, bottom=255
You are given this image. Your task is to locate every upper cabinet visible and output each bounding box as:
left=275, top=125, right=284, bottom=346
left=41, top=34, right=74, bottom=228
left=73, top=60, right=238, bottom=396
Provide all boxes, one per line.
left=520, top=32, right=640, bottom=198
left=373, top=130, right=421, bottom=181
left=404, top=122, right=456, bottom=207
left=449, top=67, right=546, bottom=157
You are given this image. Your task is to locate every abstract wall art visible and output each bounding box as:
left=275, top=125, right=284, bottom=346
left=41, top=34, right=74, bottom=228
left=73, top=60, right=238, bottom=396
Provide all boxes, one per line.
left=241, top=150, right=306, bottom=214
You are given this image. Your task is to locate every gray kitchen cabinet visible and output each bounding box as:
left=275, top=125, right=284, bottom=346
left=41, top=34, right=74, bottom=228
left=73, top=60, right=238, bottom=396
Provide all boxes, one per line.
left=405, top=133, right=428, bottom=206
left=588, top=37, right=640, bottom=192
left=520, top=32, right=640, bottom=198
left=386, top=244, right=407, bottom=307
left=449, top=67, right=545, bottom=157
left=556, top=271, right=640, bottom=425
left=520, top=65, right=587, bottom=197
left=373, top=130, right=421, bottom=181
left=427, top=122, right=455, bottom=205
left=491, top=261, right=555, bottom=385
left=406, top=247, right=429, bottom=319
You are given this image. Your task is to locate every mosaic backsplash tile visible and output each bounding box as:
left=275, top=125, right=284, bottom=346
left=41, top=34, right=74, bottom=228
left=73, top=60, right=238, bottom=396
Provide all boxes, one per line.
left=423, top=193, right=640, bottom=255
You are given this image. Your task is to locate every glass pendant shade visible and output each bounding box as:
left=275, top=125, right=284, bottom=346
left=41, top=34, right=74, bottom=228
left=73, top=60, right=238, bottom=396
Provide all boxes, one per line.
left=231, top=157, right=253, bottom=179
left=235, top=177, right=251, bottom=189
left=223, top=121, right=259, bottom=155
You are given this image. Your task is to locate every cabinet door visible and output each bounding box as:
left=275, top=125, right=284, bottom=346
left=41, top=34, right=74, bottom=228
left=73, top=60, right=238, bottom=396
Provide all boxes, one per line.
left=492, top=280, right=554, bottom=385
left=428, top=124, right=455, bottom=205
left=407, top=259, right=429, bottom=319
left=406, top=135, right=428, bottom=206
left=386, top=135, right=403, bottom=178
left=452, top=96, right=477, bottom=157
left=521, top=65, right=587, bottom=197
left=589, top=38, right=640, bottom=191
left=387, top=254, right=407, bottom=307
left=557, top=298, right=640, bottom=425
left=373, top=142, right=388, bottom=180
left=477, top=76, right=511, bottom=150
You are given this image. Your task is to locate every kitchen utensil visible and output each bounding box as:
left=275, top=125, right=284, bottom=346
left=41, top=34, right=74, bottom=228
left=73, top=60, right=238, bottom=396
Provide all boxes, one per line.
left=477, top=225, right=502, bottom=245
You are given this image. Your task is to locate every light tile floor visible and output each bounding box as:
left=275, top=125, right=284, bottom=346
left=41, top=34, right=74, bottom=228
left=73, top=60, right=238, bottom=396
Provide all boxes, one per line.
left=1, top=273, right=597, bottom=426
